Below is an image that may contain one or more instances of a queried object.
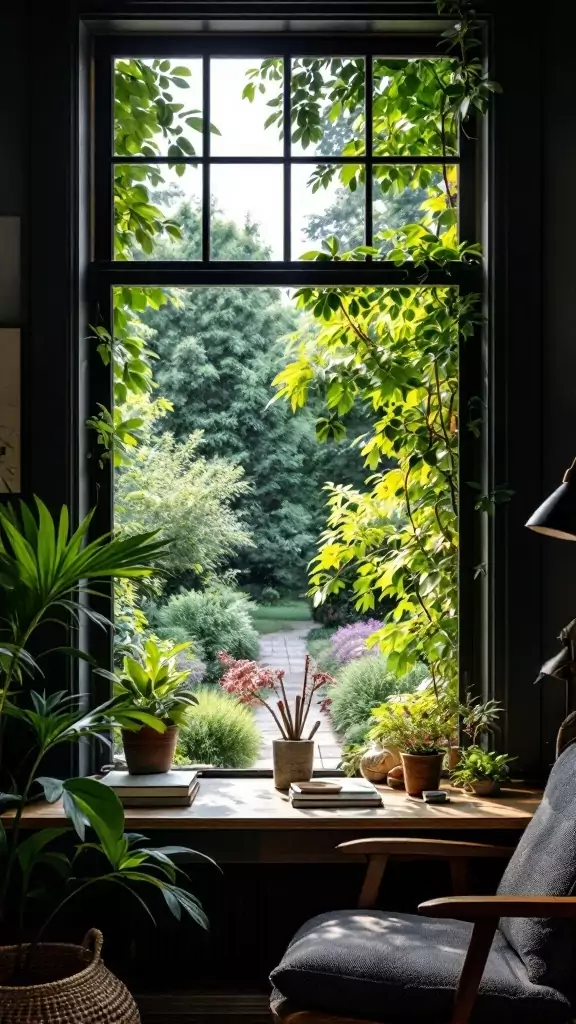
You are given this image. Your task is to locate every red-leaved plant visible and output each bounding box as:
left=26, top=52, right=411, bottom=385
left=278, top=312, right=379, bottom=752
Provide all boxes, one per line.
left=218, top=653, right=334, bottom=741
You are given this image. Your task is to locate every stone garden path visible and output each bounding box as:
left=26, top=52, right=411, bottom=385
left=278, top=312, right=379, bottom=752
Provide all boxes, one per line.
left=254, top=622, right=341, bottom=769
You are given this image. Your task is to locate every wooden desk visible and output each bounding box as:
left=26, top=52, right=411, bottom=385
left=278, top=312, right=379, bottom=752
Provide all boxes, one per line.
left=17, top=778, right=540, bottom=862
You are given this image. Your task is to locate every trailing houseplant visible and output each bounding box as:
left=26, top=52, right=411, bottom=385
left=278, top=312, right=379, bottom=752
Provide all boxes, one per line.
left=112, top=637, right=198, bottom=773
left=218, top=653, right=335, bottom=789
left=450, top=746, right=515, bottom=796
left=0, top=500, right=214, bottom=1016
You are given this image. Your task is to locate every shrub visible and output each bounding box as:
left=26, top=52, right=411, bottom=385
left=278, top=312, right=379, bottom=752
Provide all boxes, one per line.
left=331, top=619, right=384, bottom=665
left=155, top=585, right=260, bottom=683
left=344, top=721, right=372, bottom=745
left=330, top=655, right=427, bottom=734
left=260, top=586, right=281, bottom=606
left=307, top=626, right=339, bottom=674
left=176, top=688, right=261, bottom=768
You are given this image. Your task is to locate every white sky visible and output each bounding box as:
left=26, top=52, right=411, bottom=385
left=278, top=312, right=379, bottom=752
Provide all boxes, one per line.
left=128, top=58, right=348, bottom=259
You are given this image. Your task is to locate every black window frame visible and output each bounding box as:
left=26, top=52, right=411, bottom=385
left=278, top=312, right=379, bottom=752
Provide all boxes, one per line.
left=88, top=25, right=486, bottom=770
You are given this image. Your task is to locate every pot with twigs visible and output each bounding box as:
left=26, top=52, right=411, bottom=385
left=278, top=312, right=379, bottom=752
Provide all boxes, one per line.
left=218, top=653, right=335, bottom=790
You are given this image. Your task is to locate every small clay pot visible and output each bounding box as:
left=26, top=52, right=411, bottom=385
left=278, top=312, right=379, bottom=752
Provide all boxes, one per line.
left=122, top=724, right=179, bottom=775
left=466, top=778, right=500, bottom=797
left=387, top=765, right=405, bottom=790
left=401, top=752, right=444, bottom=797
left=360, top=742, right=401, bottom=783
left=273, top=739, right=314, bottom=791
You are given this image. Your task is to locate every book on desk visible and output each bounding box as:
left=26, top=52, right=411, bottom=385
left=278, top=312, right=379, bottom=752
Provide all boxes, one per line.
left=100, top=769, right=199, bottom=807
left=289, top=777, right=383, bottom=808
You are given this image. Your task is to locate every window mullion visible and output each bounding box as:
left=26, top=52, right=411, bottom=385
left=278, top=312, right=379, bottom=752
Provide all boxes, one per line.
left=202, top=55, right=211, bottom=263
left=364, top=54, right=373, bottom=250
left=283, top=56, right=292, bottom=262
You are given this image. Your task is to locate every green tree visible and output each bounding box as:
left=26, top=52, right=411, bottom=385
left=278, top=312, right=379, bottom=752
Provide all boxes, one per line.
left=114, top=397, right=253, bottom=579
left=138, top=202, right=367, bottom=592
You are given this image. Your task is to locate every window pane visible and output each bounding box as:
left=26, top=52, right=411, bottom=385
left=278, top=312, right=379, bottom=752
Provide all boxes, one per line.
left=372, top=164, right=458, bottom=256
left=210, top=164, right=283, bottom=260
left=373, top=58, right=459, bottom=156
left=292, top=164, right=365, bottom=257
left=114, top=58, right=204, bottom=158
left=114, top=164, right=202, bottom=261
left=210, top=58, right=283, bottom=157
left=291, top=57, right=365, bottom=157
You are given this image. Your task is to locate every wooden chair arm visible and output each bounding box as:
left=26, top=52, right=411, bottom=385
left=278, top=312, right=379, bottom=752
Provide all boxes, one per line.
left=338, top=838, right=514, bottom=859
left=419, top=894, right=576, bottom=921
left=339, top=839, right=514, bottom=909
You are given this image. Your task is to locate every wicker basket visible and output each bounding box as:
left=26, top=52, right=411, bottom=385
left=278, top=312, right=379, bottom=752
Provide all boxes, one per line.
left=0, top=929, right=140, bottom=1024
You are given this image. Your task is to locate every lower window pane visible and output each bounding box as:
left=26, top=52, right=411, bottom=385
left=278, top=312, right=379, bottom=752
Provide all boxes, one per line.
left=112, top=282, right=460, bottom=771
left=210, top=164, right=283, bottom=261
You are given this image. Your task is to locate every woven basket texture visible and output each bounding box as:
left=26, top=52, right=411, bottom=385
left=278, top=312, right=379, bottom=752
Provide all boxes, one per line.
left=0, top=930, right=140, bottom=1024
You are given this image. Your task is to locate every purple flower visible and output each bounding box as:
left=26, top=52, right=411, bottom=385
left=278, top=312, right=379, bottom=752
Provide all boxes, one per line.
left=330, top=619, right=384, bottom=665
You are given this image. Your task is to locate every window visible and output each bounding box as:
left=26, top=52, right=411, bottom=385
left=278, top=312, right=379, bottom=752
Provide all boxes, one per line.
left=91, top=29, right=482, bottom=771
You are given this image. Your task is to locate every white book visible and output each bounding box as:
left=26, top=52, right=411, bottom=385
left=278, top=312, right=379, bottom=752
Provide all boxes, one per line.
left=100, top=769, right=198, bottom=797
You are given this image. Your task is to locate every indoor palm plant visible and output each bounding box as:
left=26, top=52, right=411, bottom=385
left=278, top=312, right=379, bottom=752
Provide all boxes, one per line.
left=450, top=746, right=515, bottom=796
left=112, top=637, right=198, bottom=773
left=0, top=499, right=213, bottom=1021
left=369, top=690, right=454, bottom=796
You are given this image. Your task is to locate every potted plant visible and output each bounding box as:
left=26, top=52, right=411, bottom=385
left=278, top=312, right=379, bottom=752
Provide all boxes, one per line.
left=450, top=746, right=515, bottom=796
left=218, top=653, right=335, bottom=789
left=112, top=638, right=198, bottom=774
left=369, top=691, right=453, bottom=797
left=0, top=500, right=214, bottom=1021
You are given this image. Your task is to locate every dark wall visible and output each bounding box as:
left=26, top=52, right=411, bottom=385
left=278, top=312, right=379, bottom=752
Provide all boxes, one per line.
left=2, top=2, right=575, bottom=776
left=538, top=2, right=576, bottom=763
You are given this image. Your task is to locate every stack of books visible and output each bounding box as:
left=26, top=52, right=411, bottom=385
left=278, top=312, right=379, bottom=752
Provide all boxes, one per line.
left=100, top=769, right=199, bottom=807
left=289, top=778, right=383, bottom=809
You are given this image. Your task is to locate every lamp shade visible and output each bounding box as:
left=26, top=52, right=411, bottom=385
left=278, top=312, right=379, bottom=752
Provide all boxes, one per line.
left=526, top=462, right=576, bottom=541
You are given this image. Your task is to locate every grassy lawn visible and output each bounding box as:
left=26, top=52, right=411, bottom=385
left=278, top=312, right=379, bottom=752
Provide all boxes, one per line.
left=249, top=599, right=312, bottom=634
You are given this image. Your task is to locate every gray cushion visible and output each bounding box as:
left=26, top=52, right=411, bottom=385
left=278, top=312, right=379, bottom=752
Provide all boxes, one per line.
left=498, top=741, right=576, bottom=996
left=270, top=909, right=571, bottom=1024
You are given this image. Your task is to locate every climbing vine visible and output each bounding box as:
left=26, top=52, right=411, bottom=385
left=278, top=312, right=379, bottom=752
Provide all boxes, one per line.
left=255, top=1, right=499, bottom=689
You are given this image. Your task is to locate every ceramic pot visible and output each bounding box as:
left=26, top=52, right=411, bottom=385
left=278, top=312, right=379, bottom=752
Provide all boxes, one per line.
left=0, top=929, right=139, bottom=1024
left=360, top=742, right=401, bottom=783
left=272, top=739, right=314, bottom=791
left=400, top=752, right=444, bottom=797
left=122, top=724, right=179, bottom=775
left=466, top=778, right=500, bottom=797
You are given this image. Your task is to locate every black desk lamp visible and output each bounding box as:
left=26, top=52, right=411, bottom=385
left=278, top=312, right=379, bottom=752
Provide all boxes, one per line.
left=526, top=459, right=576, bottom=755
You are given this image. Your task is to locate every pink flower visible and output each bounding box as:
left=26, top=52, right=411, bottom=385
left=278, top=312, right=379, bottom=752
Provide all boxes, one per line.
left=319, top=697, right=333, bottom=714
left=217, top=652, right=278, bottom=705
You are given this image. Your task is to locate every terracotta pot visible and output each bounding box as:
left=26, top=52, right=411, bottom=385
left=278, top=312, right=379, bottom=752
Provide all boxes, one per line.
left=122, top=724, right=179, bottom=775
left=0, top=929, right=139, bottom=1024
left=466, top=779, right=500, bottom=797
left=400, top=752, right=444, bottom=797
left=272, top=739, right=314, bottom=791
left=448, top=746, right=461, bottom=770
